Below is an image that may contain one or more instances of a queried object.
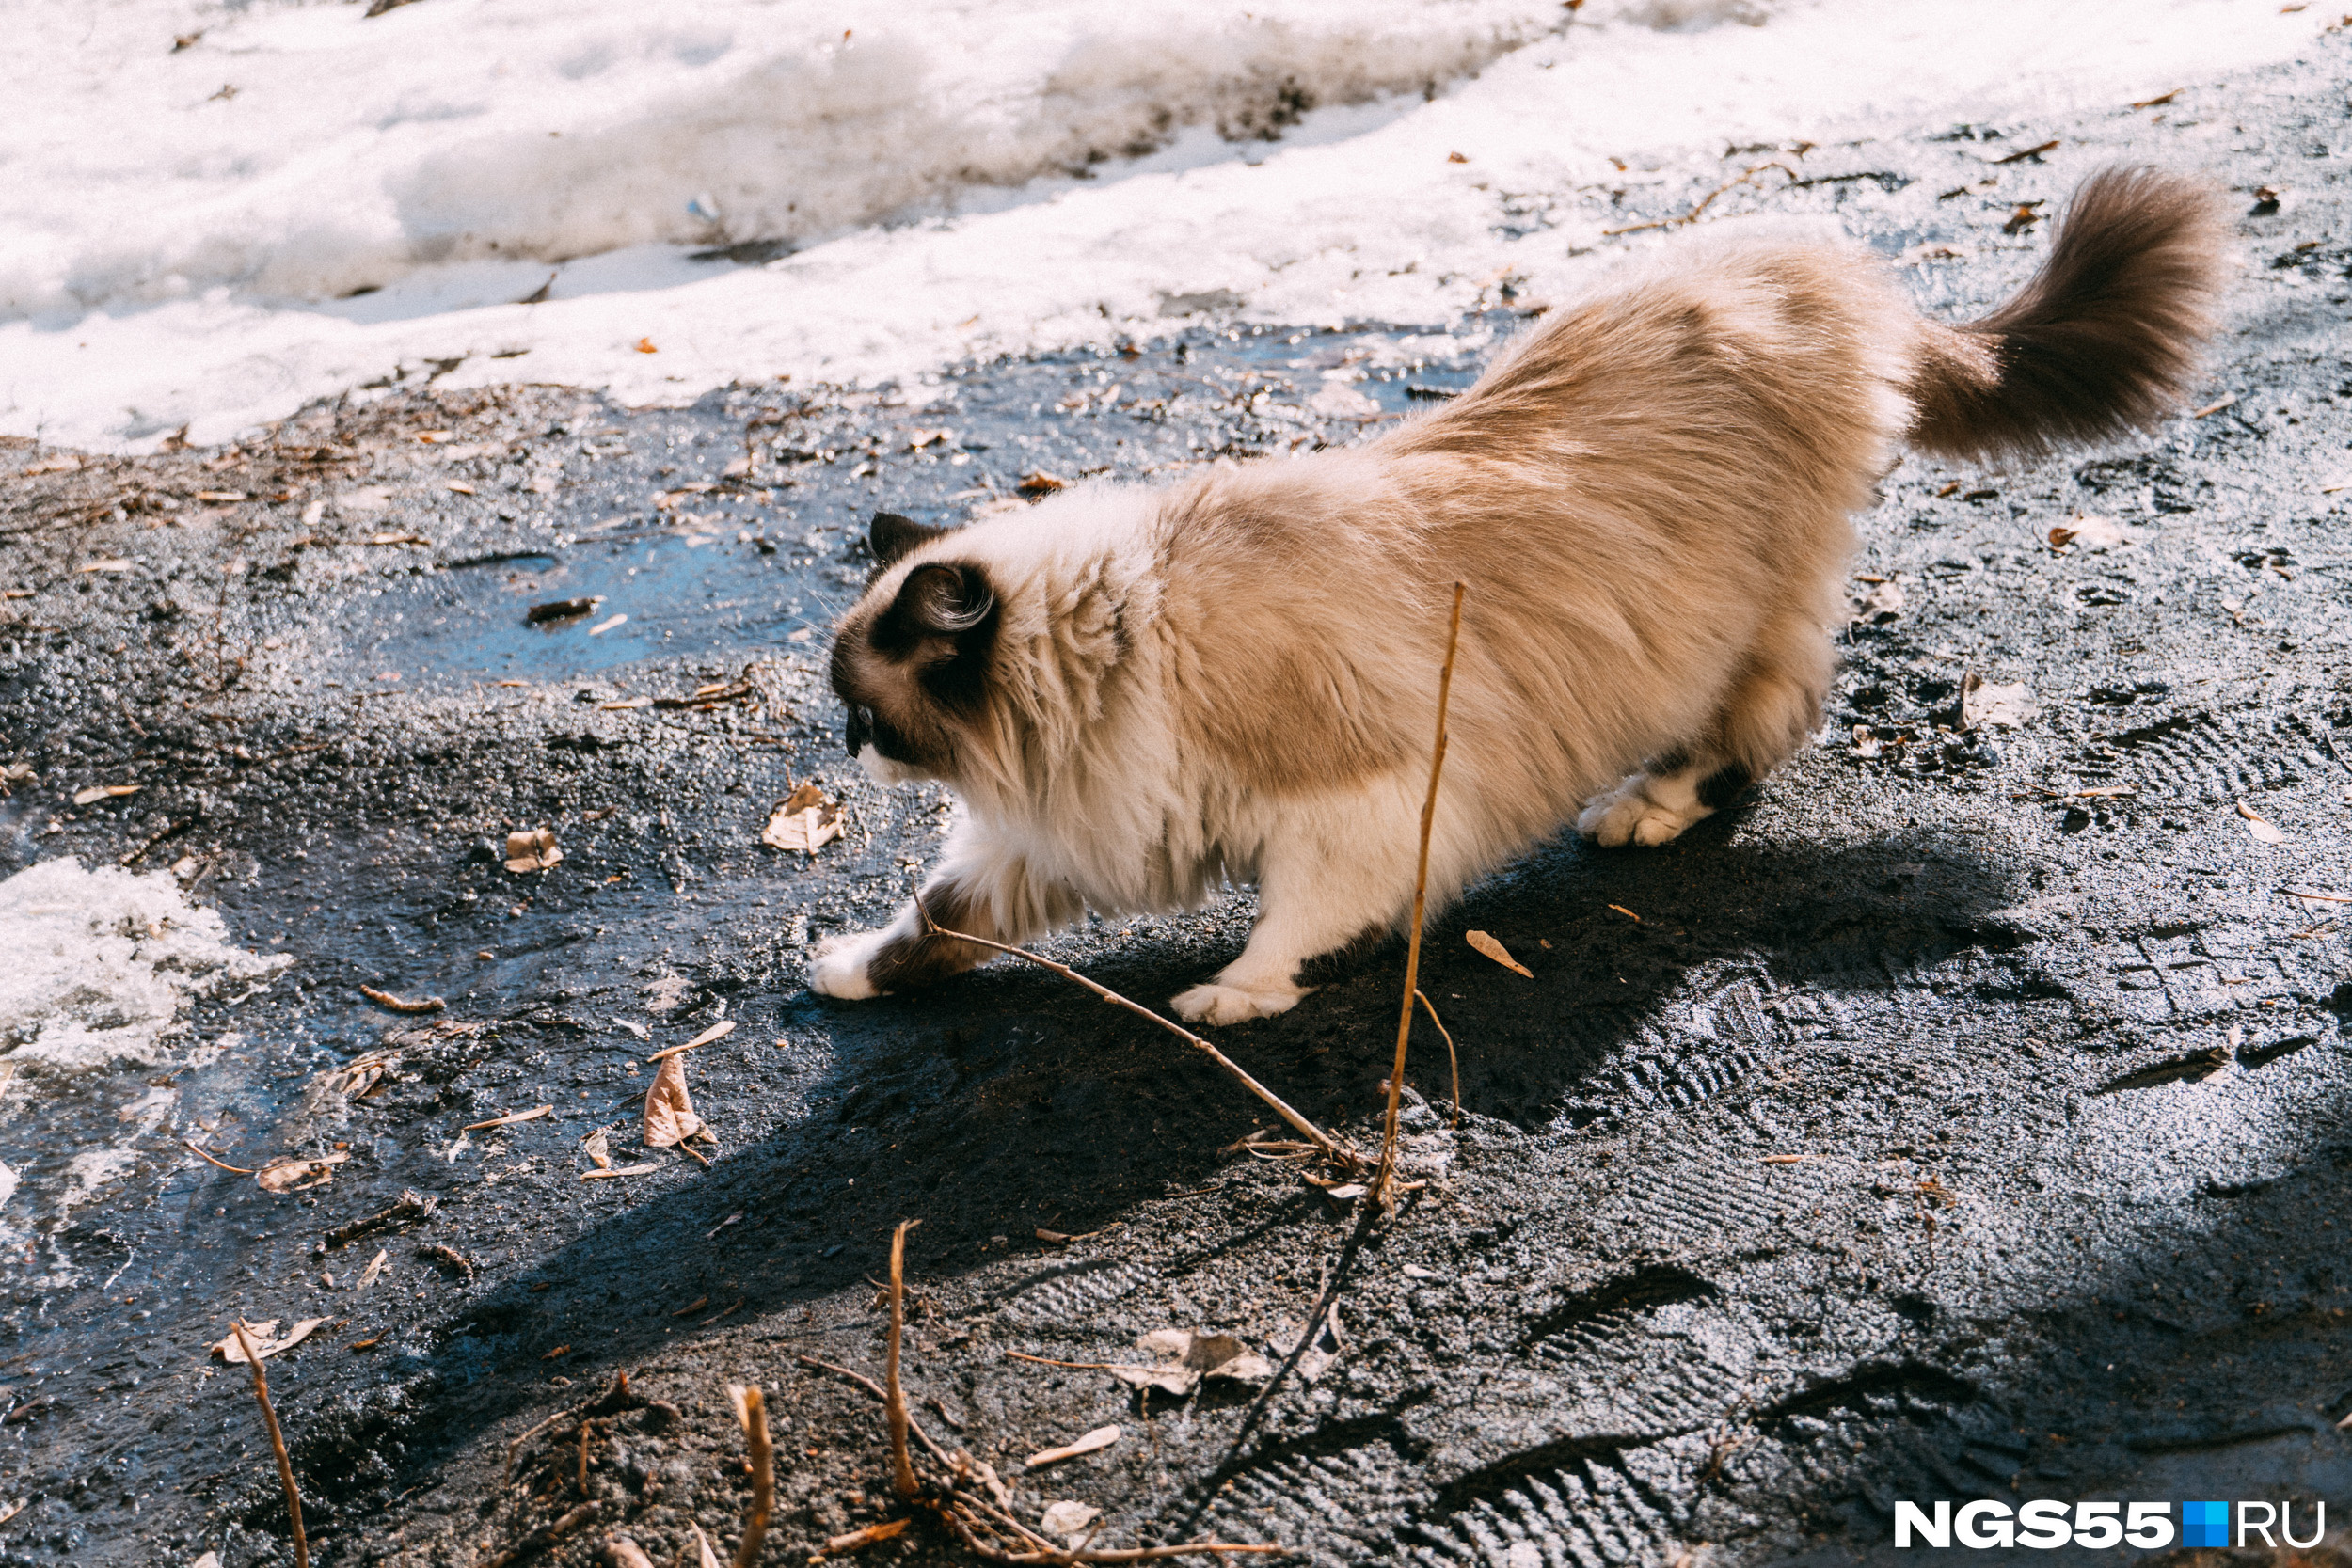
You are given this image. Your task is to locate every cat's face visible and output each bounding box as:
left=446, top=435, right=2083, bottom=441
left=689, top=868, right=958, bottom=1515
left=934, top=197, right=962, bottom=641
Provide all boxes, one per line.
left=828, top=512, right=999, bottom=784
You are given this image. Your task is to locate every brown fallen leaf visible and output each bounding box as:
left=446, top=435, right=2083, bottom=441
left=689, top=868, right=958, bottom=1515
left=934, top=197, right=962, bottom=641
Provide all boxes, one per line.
left=581, top=1163, right=660, bottom=1180
left=355, top=1248, right=389, bottom=1290
left=1024, top=1425, right=1120, bottom=1469
left=645, top=1019, right=736, bottom=1061
left=1958, top=672, right=2036, bottom=730
left=1465, top=930, right=1533, bottom=977
left=72, top=784, right=141, bottom=805
left=761, top=782, right=842, bottom=854
left=581, top=1127, right=612, bottom=1168
left=358, top=985, right=445, bottom=1014
left=212, top=1317, right=326, bottom=1362
left=690, top=1522, right=721, bottom=1568
left=322, top=1050, right=400, bottom=1097
left=1136, top=1328, right=1273, bottom=1386
left=1015, top=470, right=1066, bottom=498
left=824, top=1517, right=912, bottom=1554
left=504, top=828, right=563, bottom=872
left=1849, top=578, right=1904, bottom=624
left=255, top=1152, right=350, bottom=1193
left=465, top=1104, right=553, bottom=1132
left=2236, top=800, right=2288, bottom=845
left=602, top=1539, right=656, bottom=1568
left=1989, top=137, right=2059, bottom=165
left=642, top=1053, right=707, bottom=1148
left=2046, top=513, right=2128, bottom=551
left=1039, top=1501, right=1099, bottom=1543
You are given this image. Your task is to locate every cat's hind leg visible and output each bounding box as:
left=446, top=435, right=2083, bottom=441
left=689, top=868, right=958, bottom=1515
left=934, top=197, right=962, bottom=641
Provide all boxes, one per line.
left=1579, top=607, right=1833, bottom=848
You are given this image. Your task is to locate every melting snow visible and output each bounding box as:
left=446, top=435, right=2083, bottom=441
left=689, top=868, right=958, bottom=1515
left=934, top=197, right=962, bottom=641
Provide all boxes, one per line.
left=0, top=0, right=2328, bottom=449
left=0, top=858, right=291, bottom=1072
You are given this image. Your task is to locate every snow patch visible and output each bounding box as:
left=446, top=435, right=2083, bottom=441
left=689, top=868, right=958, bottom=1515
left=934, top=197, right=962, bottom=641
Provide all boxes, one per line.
left=0, top=0, right=2328, bottom=450
left=0, top=858, right=291, bottom=1072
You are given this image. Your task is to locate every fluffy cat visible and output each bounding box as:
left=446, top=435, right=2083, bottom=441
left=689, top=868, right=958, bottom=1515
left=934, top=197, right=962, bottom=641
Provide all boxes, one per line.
left=811, top=166, right=2220, bottom=1023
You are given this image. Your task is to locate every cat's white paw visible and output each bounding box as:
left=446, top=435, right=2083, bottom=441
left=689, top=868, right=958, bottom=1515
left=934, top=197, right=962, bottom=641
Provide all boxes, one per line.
left=809, top=929, right=887, bottom=999
left=1170, top=981, right=1303, bottom=1026
left=1577, top=774, right=1707, bottom=847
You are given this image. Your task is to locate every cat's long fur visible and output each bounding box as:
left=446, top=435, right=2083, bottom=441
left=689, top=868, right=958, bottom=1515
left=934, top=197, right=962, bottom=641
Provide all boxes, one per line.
left=813, top=166, right=2222, bottom=1023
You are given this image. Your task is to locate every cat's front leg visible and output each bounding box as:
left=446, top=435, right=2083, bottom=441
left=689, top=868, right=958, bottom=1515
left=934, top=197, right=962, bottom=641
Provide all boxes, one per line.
left=1172, top=814, right=1417, bottom=1025
left=808, top=833, right=1077, bottom=1000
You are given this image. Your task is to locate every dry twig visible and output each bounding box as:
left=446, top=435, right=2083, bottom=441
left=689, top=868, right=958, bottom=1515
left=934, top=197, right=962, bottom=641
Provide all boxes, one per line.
left=914, top=896, right=1354, bottom=1168
left=811, top=1229, right=1281, bottom=1563
left=885, top=1218, right=921, bottom=1500
left=1603, top=161, right=1801, bottom=236
left=1412, top=990, right=1461, bottom=1129
left=1375, top=584, right=1465, bottom=1211
left=729, top=1384, right=773, bottom=1568
left=231, top=1322, right=309, bottom=1568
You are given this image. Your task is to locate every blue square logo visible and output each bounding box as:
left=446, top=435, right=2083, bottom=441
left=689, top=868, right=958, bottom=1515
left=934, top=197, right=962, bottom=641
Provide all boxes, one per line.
left=2183, top=1501, right=2230, bottom=1548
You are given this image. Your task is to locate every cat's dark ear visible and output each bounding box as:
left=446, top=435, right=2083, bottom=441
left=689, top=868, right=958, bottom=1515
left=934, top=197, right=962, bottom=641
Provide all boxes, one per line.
left=870, top=511, right=954, bottom=567
left=873, top=562, right=996, bottom=657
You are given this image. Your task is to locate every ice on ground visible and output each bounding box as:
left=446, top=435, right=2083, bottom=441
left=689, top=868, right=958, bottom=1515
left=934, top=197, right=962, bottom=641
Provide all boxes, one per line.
left=0, top=0, right=2329, bottom=450
left=0, top=858, right=291, bottom=1072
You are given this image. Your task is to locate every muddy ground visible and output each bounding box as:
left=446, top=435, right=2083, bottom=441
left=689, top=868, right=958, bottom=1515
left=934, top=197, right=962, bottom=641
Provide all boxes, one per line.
left=6, top=32, right=2352, bottom=1568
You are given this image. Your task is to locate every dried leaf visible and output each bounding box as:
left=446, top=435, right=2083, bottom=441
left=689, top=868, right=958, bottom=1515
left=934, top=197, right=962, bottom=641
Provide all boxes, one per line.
left=691, top=1523, right=721, bottom=1568
left=255, top=1152, right=350, bottom=1192
left=761, top=784, right=842, bottom=854
left=1106, top=1363, right=1199, bottom=1396
left=1958, top=672, right=2036, bottom=730
left=323, top=1051, right=400, bottom=1098
left=464, top=1104, right=551, bottom=1131
left=355, top=1248, right=389, bottom=1291
left=582, top=1128, right=612, bottom=1169
left=642, top=1054, right=706, bottom=1148
left=504, top=828, right=564, bottom=873
left=1465, top=930, right=1533, bottom=977
left=72, top=784, right=141, bottom=805
left=2237, top=800, right=2288, bottom=845
left=1849, top=578, right=1904, bottom=624
left=603, top=1541, right=656, bottom=1568
left=1024, top=1425, right=1120, bottom=1468
left=2047, top=513, right=2129, bottom=550
left=647, top=1020, right=735, bottom=1061
left=1040, top=1501, right=1100, bottom=1540
left=212, top=1316, right=326, bottom=1361
left=1015, top=471, right=1066, bottom=498
left=581, top=1163, right=660, bottom=1180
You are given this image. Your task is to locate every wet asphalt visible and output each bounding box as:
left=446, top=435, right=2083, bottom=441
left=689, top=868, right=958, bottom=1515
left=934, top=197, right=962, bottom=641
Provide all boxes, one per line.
left=4, top=32, right=2352, bottom=1568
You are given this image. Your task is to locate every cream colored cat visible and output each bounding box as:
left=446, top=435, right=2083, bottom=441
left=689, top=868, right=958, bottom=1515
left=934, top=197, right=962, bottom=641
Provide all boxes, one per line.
left=811, top=167, right=2219, bottom=1023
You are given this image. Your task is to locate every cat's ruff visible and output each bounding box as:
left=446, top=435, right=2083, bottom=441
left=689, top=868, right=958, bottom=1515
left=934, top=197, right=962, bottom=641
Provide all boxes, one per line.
left=812, top=167, right=2220, bottom=1023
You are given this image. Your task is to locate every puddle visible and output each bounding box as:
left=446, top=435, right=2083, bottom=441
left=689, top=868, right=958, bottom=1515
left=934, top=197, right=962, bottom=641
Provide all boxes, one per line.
left=334, top=317, right=1499, bottom=693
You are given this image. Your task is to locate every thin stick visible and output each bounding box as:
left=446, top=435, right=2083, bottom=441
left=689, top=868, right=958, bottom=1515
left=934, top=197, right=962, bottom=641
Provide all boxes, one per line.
left=885, top=1219, right=921, bottom=1499
left=914, top=895, right=1353, bottom=1166
left=1376, top=584, right=1465, bottom=1210
left=1413, top=990, right=1461, bottom=1129
left=231, top=1322, right=309, bottom=1568
left=1602, top=160, right=1801, bottom=236
left=732, top=1386, right=772, bottom=1568
left=577, top=1418, right=591, bottom=1497
left=184, top=1139, right=257, bottom=1175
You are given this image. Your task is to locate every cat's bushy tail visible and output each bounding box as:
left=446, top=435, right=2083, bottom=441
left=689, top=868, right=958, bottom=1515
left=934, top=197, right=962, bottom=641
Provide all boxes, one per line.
left=1905, top=166, right=2224, bottom=463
